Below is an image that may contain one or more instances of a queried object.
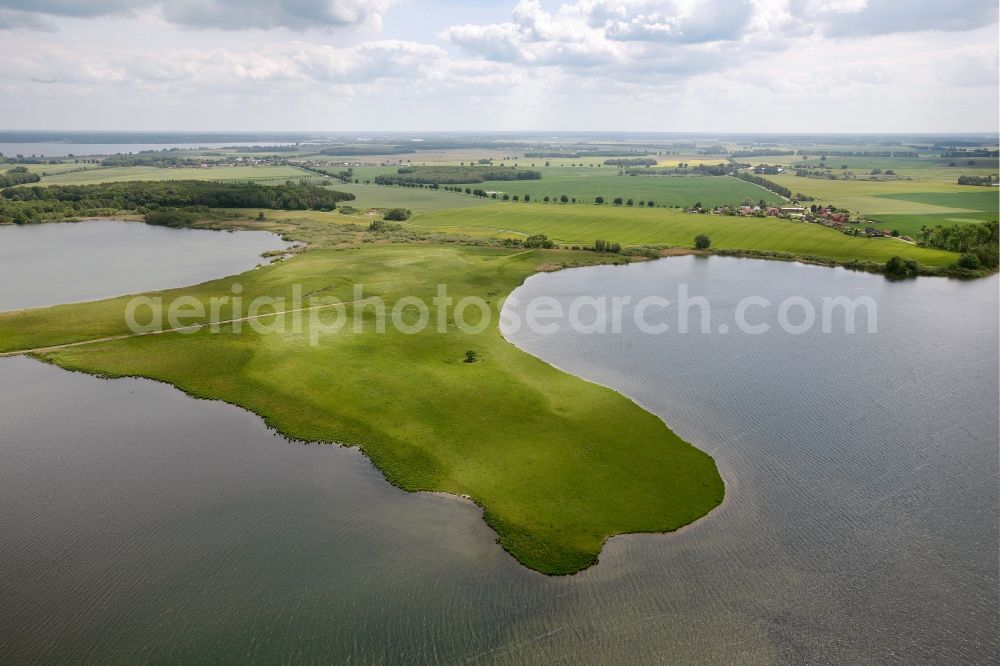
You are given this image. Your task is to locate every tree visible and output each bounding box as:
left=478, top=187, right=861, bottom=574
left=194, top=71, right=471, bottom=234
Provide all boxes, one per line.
left=524, top=234, right=554, bottom=249
left=383, top=208, right=411, bottom=221
left=957, top=253, right=982, bottom=270
left=523, top=194, right=530, bottom=202
left=694, top=234, right=711, bottom=250
left=626, top=198, right=634, bottom=207
left=885, top=255, right=920, bottom=278
left=256, top=210, right=266, bottom=221
left=560, top=194, right=569, bottom=203
left=464, top=350, right=479, bottom=364
left=595, top=196, right=605, bottom=204
left=613, top=197, right=623, bottom=206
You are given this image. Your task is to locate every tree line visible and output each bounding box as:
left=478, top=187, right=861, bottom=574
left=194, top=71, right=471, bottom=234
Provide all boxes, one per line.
left=730, top=149, right=795, bottom=158
left=957, top=175, right=998, bottom=186
left=374, top=166, right=542, bottom=186
left=525, top=150, right=653, bottom=158
left=318, top=145, right=415, bottom=156
left=917, top=220, right=998, bottom=270
left=603, top=158, right=658, bottom=167
left=0, top=180, right=354, bottom=225
left=801, top=150, right=919, bottom=157
left=940, top=150, right=999, bottom=158
left=0, top=167, right=41, bottom=187
left=733, top=171, right=793, bottom=198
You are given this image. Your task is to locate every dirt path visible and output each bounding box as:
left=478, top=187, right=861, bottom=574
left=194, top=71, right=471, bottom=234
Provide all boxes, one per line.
left=0, top=300, right=357, bottom=358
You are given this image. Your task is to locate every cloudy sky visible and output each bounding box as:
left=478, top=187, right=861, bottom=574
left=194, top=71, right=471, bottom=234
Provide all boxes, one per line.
left=0, top=0, right=996, bottom=132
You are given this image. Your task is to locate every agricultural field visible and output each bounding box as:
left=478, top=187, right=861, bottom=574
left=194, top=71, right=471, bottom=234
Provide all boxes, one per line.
left=343, top=167, right=779, bottom=208
left=409, top=203, right=958, bottom=266
left=764, top=172, right=997, bottom=218
left=3, top=139, right=992, bottom=269
left=328, top=182, right=492, bottom=213
left=750, top=153, right=999, bottom=179
left=0, top=244, right=724, bottom=575
left=868, top=212, right=997, bottom=238
left=477, top=169, right=775, bottom=207
left=876, top=190, right=998, bottom=213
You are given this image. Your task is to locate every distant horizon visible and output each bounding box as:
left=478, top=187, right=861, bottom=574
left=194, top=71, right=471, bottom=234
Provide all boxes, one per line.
left=2, top=129, right=998, bottom=139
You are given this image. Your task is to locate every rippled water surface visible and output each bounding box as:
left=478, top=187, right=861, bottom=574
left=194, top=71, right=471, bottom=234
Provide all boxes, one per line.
left=0, top=220, right=290, bottom=311
left=0, top=253, right=996, bottom=663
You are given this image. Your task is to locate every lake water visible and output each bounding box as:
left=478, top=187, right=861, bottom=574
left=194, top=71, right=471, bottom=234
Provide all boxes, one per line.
left=0, top=220, right=291, bottom=311
left=0, top=250, right=997, bottom=663
left=0, top=142, right=292, bottom=158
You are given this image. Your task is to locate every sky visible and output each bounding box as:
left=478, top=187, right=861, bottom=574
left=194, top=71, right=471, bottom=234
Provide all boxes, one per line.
left=0, top=0, right=997, bottom=133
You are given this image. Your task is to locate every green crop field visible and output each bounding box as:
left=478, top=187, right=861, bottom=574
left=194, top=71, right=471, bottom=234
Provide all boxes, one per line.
left=0, top=245, right=724, bottom=575
left=868, top=212, right=998, bottom=238
left=409, top=203, right=957, bottom=266
left=477, top=170, right=777, bottom=207
left=329, top=182, right=494, bottom=213
left=876, top=190, right=999, bottom=213
left=764, top=173, right=992, bottom=216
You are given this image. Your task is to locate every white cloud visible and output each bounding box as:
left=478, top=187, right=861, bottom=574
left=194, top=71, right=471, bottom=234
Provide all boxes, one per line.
left=790, top=0, right=999, bottom=35
left=0, top=0, right=397, bottom=31
left=0, top=39, right=452, bottom=91
left=0, top=0, right=995, bottom=132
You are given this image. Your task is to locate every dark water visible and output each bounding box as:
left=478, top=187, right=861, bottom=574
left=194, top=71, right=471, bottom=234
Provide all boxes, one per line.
left=0, top=255, right=996, bottom=663
left=0, top=220, right=290, bottom=311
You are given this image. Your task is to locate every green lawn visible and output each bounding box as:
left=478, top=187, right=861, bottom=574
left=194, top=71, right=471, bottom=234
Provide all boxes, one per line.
left=0, top=245, right=724, bottom=575
left=409, top=203, right=958, bottom=266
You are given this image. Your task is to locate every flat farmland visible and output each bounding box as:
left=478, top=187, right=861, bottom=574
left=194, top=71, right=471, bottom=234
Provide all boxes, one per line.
left=765, top=173, right=986, bottom=216
left=409, top=203, right=957, bottom=265
left=328, top=182, right=493, bottom=213
left=477, top=170, right=779, bottom=207
left=870, top=211, right=997, bottom=237
left=876, top=190, right=998, bottom=213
